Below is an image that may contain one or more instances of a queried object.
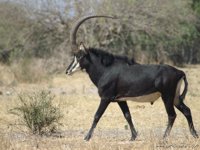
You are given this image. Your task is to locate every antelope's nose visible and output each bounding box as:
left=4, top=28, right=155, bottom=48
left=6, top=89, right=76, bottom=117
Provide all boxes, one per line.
left=66, top=70, right=71, bottom=75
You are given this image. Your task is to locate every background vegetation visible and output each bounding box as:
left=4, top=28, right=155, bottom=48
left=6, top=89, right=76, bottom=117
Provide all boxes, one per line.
left=0, top=0, right=200, bottom=82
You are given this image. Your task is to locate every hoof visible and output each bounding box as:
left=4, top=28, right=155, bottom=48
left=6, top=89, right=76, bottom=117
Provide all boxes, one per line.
left=190, top=129, right=199, bottom=138
left=130, top=134, right=137, bottom=141
left=130, top=137, right=136, bottom=141
left=192, top=132, right=199, bottom=138
left=84, top=134, right=91, bottom=141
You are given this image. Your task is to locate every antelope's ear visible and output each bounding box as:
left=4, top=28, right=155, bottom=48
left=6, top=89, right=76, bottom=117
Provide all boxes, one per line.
left=79, top=42, right=88, bottom=53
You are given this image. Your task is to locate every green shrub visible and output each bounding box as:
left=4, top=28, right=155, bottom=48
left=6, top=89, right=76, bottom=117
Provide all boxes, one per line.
left=10, top=91, right=62, bottom=135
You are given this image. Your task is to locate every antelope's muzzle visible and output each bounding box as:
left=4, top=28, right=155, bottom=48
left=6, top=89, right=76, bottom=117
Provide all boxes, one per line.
left=66, top=56, right=80, bottom=75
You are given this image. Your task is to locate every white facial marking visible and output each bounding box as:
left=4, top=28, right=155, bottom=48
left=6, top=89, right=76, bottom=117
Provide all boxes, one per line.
left=71, top=60, right=80, bottom=72
left=68, top=56, right=80, bottom=74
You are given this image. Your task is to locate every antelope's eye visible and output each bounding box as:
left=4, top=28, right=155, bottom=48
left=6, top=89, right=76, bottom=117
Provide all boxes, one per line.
left=76, top=52, right=85, bottom=60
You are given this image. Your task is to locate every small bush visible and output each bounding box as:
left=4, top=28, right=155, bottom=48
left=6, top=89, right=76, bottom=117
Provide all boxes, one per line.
left=10, top=91, right=62, bottom=135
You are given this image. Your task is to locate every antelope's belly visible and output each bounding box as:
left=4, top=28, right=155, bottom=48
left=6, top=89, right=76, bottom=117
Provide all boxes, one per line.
left=117, top=92, right=161, bottom=103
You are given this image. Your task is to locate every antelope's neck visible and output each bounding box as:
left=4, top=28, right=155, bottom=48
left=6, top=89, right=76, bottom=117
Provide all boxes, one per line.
left=85, top=63, right=105, bottom=86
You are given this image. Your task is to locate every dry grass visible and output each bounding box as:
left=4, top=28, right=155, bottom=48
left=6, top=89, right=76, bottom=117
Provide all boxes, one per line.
left=0, top=65, right=200, bottom=149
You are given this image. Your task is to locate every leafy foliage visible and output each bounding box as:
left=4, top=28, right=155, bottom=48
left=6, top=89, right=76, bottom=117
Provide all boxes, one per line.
left=0, top=0, right=200, bottom=69
left=10, top=91, right=63, bottom=135
left=74, top=0, right=200, bottom=65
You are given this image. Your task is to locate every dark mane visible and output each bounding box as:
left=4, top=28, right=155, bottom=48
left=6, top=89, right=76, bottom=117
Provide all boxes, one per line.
left=88, top=48, right=137, bottom=66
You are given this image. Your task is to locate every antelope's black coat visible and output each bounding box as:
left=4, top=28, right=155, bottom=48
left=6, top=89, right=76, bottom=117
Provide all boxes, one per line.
left=79, top=48, right=183, bottom=100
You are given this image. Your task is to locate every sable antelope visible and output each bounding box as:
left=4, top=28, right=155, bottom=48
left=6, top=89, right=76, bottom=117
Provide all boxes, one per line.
left=66, top=15, right=198, bottom=141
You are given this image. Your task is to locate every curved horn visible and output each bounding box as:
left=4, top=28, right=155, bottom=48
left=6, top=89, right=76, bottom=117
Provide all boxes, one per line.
left=70, top=15, right=116, bottom=52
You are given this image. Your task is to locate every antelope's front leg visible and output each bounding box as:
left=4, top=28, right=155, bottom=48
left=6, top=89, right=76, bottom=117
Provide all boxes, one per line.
left=118, top=101, right=137, bottom=140
left=84, top=99, right=110, bottom=141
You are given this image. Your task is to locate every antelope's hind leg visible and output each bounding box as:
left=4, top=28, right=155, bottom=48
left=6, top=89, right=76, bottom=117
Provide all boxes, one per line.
left=175, top=102, right=198, bottom=138
left=162, top=95, right=177, bottom=138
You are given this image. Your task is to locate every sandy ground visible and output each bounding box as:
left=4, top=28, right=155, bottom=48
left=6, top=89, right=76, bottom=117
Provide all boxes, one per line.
left=0, top=65, right=200, bottom=149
